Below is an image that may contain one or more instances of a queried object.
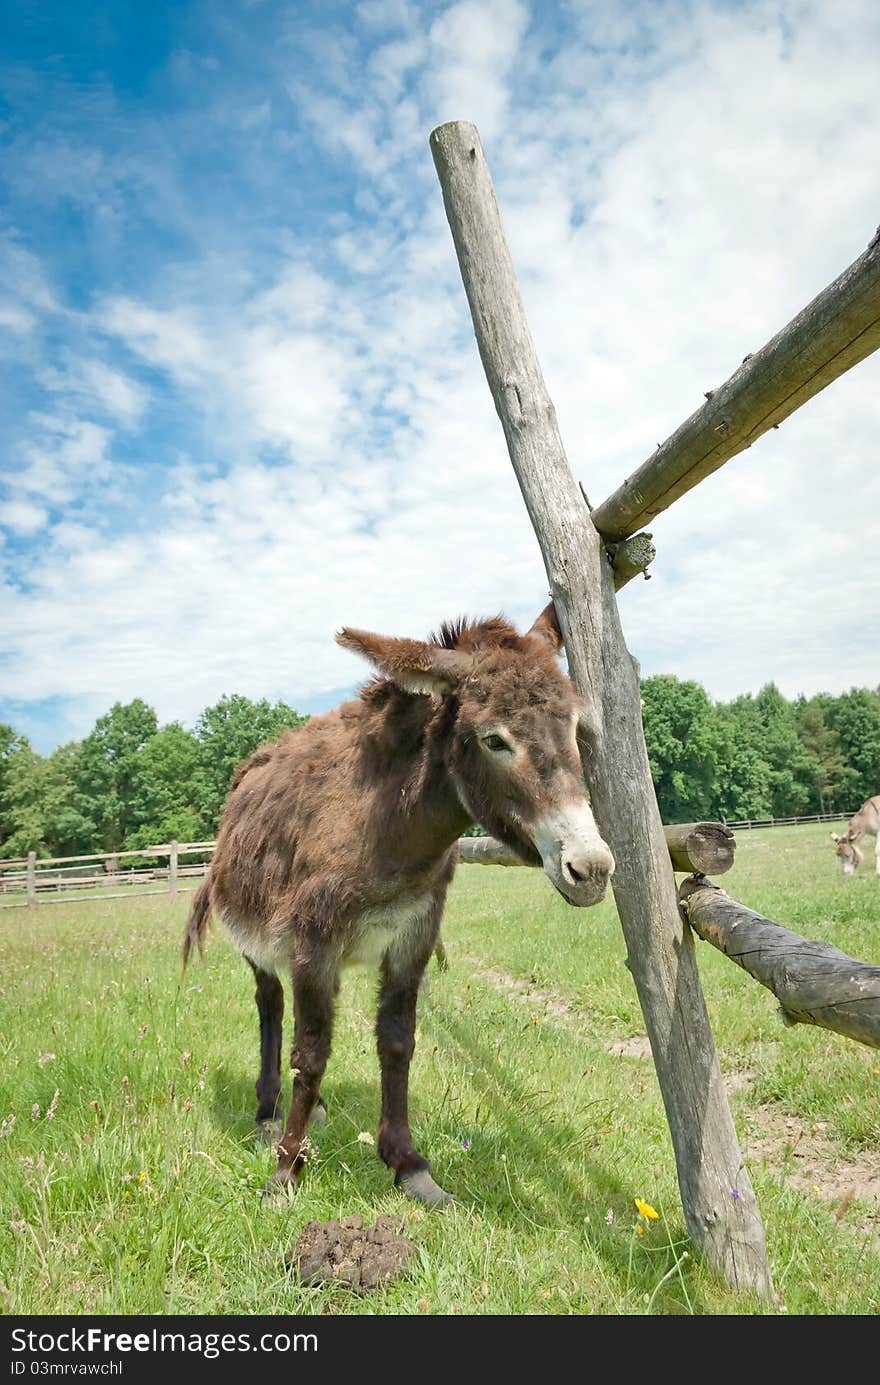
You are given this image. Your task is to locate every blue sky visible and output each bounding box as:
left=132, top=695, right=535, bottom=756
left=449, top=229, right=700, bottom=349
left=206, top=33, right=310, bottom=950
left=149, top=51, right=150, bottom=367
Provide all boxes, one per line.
left=2, top=0, right=879, bottom=752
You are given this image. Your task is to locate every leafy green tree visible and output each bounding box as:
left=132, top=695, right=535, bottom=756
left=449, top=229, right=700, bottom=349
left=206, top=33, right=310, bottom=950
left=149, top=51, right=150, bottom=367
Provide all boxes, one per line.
left=195, top=694, right=308, bottom=829
left=710, top=709, right=773, bottom=821
left=0, top=723, right=20, bottom=807
left=825, top=688, right=880, bottom=805
left=0, top=735, right=90, bottom=857
left=727, top=685, right=818, bottom=817
left=41, top=743, right=97, bottom=856
left=640, top=676, right=720, bottom=822
left=0, top=731, right=46, bottom=856
left=795, top=697, right=851, bottom=813
left=75, top=700, right=159, bottom=851
left=124, top=723, right=207, bottom=848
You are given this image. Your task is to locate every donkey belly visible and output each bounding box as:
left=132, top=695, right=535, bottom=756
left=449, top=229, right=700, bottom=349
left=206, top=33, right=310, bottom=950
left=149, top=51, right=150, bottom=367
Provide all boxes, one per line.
left=216, top=891, right=437, bottom=974
left=345, top=893, right=434, bottom=969
left=217, top=906, right=289, bottom=974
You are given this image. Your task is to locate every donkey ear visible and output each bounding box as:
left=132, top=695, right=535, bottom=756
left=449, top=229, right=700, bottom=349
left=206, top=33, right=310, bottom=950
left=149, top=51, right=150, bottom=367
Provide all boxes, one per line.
left=527, top=600, right=564, bottom=653
left=336, top=628, right=472, bottom=696
left=830, top=833, right=841, bottom=842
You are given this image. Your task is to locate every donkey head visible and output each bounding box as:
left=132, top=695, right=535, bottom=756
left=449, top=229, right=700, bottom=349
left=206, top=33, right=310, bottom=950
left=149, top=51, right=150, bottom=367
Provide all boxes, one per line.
left=830, top=831, right=861, bottom=875
left=337, top=603, right=615, bottom=906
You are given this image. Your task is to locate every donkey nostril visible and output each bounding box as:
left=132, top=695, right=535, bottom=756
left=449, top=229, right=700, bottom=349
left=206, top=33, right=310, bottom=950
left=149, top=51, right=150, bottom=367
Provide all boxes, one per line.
left=563, top=855, right=594, bottom=886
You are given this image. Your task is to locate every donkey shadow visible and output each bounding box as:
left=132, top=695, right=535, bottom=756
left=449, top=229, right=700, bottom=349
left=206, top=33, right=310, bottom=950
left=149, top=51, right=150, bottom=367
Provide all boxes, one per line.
left=207, top=1011, right=709, bottom=1311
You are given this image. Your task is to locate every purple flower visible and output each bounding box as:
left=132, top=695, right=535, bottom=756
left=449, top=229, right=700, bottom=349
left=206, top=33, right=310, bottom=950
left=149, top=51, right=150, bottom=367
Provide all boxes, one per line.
left=460, top=1138, right=470, bottom=1151
left=731, top=1187, right=741, bottom=1201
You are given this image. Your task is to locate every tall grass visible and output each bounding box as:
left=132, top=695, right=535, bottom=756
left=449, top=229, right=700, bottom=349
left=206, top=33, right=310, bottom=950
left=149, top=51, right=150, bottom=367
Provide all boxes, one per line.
left=1, top=823, right=878, bottom=1315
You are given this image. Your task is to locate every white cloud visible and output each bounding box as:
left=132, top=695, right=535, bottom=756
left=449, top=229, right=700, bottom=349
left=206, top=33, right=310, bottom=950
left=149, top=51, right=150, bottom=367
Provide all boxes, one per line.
left=0, top=303, right=36, bottom=335
left=2, top=0, right=879, bottom=748
left=0, top=498, right=48, bottom=536
left=9, top=415, right=115, bottom=503
left=101, top=274, right=354, bottom=465
left=356, top=0, right=419, bottom=29
left=0, top=232, right=58, bottom=316
left=425, top=0, right=528, bottom=139
left=39, top=359, right=147, bottom=425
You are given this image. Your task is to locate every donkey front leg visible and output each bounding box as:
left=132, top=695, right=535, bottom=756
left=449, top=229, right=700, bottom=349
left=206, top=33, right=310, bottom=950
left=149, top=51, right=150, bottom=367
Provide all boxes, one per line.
left=263, top=964, right=335, bottom=1201
left=376, top=955, right=452, bottom=1208
left=249, top=962, right=284, bottom=1140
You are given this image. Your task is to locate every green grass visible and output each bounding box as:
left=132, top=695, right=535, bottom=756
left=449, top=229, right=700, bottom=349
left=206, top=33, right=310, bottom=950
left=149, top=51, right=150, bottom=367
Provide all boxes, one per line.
left=1, top=823, right=879, bottom=1315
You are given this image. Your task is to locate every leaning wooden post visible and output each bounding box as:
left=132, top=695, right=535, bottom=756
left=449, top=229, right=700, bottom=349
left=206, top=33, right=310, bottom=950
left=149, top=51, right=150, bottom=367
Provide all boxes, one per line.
left=431, top=121, right=773, bottom=1297
left=169, top=842, right=179, bottom=898
left=26, top=851, right=36, bottom=909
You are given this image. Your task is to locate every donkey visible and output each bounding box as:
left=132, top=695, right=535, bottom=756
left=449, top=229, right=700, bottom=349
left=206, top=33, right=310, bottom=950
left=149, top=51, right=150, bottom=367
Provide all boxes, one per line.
left=182, top=603, right=614, bottom=1206
left=830, top=795, right=880, bottom=875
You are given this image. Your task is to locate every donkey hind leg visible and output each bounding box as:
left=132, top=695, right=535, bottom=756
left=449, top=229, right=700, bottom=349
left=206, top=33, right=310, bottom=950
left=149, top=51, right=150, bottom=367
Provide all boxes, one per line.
left=249, top=961, right=328, bottom=1145
left=376, top=948, right=452, bottom=1208
left=249, top=963, right=284, bottom=1141
left=263, top=964, right=336, bottom=1202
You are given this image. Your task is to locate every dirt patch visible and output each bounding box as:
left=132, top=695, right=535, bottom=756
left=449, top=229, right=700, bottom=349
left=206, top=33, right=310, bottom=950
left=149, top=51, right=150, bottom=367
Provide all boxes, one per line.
left=744, top=1105, right=880, bottom=1207
left=724, top=1067, right=759, bottom=1091
left=471, top=960, right=573, bottom=1016
left=607, top=1035, right=653, bottom=1059
left=289, top=1214, right=416, bottom=1292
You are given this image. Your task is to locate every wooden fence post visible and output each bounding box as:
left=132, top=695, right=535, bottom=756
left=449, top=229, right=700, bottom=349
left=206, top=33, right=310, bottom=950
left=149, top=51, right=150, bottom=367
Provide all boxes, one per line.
left=26, top=851, right=36, bottom=909
left=169, top=842, right=179, bottom=898
left=431, top=120, right=773, bottom=1297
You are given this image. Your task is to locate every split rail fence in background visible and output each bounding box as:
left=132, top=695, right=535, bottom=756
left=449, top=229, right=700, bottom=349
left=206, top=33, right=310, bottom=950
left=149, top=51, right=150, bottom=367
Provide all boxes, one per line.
left=0, top=812, right=857, bottom=910
left=0, top=842, right=215, bottom=909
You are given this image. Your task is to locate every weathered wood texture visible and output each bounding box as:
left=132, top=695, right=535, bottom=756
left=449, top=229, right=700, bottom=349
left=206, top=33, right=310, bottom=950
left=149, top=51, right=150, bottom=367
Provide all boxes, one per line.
left=459, top=822, right=735, bottom=876
left=610, top=531, right=656, bottom=588
left=679, top=876, right=880, bottom=1050
left=431, top=119, right=772, bottom=1297
left=26, top=851, right=36, bottom=909
left=663, top=821, right=735, bottom=875
left=591, top=236, right=880, bottom=539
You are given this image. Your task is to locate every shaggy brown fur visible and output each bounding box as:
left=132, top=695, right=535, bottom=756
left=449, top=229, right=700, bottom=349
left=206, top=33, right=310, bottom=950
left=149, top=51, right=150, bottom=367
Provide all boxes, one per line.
left=183, top=602, right=613, bottom=1205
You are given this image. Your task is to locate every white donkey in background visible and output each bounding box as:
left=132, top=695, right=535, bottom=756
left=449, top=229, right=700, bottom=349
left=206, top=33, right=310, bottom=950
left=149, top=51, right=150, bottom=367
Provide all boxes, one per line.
left=831, top=795, right=880, bottom=875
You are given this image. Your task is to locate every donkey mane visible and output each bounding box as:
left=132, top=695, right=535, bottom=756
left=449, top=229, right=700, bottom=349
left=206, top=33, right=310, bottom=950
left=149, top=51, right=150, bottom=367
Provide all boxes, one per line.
left=184, top=604, right=614, bottom=1208
left=431, top=614, right=523, bottom=652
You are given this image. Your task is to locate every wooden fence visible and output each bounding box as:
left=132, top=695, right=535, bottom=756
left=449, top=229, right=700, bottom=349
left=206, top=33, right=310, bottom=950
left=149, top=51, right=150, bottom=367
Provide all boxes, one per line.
left=725, top=811, right=858, bottom=829
left=0, top=842, right=215, bottom=909
left=0, top=812, right=857, bottom=910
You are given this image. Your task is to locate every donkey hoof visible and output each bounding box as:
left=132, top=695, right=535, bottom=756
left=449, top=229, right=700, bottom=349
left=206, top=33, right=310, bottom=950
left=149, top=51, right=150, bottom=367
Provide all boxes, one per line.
left=255, top=1118, right=283, bottom=1146
left=310, top=1098, right=328, bottom=1127
left=398, top=1168, right=453, bottom=1208
left=261, top=1176, right=296, bottom=1207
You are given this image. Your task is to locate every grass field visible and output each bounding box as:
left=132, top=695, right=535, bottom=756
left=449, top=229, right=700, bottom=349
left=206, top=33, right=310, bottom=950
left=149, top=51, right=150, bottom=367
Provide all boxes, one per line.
left=1, top=822, right=879, bottom=1316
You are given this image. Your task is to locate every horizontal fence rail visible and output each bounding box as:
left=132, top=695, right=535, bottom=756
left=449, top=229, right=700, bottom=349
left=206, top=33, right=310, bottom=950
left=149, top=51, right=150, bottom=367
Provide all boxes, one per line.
left=723, top=811, right=858, bottom=829
left=0, top=813, right=859, bottom=911
left=0, top=842, right=215, bottom=909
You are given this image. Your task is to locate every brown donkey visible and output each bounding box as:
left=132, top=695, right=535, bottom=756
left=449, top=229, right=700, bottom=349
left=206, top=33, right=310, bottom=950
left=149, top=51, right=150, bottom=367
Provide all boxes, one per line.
left=183, top=603, right=614, bottom=1206
left=831, top=795, right=880, bottom=875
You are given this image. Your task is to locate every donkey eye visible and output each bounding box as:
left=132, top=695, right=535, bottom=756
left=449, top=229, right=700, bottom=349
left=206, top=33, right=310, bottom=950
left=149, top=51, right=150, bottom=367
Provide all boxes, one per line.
left=482, top=733, right=512, bottom=753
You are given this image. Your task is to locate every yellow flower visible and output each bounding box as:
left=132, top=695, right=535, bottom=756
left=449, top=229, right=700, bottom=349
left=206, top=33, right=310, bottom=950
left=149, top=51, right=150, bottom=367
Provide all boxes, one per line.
left=636, top=1224, right=644, bottom=1237
left=634, top=1197, right=659, bottom=1221
left=138, top=1170, right=148, bottom=1181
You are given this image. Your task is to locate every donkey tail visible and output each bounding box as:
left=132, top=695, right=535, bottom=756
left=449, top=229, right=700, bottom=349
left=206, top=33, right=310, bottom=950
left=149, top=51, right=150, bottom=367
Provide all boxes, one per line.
left=182, top=874, right=213, bottom=971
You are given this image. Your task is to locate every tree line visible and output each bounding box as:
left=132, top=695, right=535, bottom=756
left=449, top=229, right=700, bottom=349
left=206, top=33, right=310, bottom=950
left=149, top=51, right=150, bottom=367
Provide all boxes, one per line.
left=1, top=678, right=878, bottom=860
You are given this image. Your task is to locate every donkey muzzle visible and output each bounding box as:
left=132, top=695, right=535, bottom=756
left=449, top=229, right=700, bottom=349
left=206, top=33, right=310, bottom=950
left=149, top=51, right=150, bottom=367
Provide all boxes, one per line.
left=532, top=802, right=615, bottom=906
